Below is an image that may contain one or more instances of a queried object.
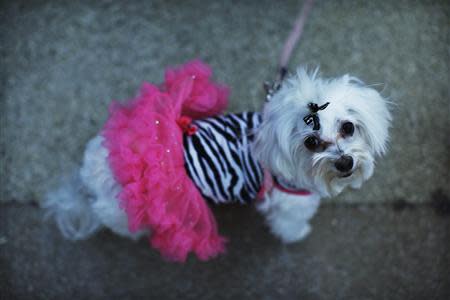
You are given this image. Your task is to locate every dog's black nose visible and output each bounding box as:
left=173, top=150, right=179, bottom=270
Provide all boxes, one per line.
left=335, top=155, right=353, bottom=173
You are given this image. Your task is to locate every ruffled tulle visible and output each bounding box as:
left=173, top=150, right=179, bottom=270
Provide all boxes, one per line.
left=102, top=60, right=228, bottom=262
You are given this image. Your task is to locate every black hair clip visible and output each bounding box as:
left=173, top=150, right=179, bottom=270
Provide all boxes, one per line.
left=303, top=102, right=330, bottom=130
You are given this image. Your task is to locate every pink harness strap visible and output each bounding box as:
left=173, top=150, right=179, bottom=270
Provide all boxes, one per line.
left=257, top=170, right=311, bottom=201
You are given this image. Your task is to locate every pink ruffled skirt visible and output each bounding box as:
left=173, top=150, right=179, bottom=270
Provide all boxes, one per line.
left=102, top=60, right=228, bottom=262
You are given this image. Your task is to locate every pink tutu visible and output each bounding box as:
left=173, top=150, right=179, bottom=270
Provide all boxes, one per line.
left=102, top=60, right=228, bottom=262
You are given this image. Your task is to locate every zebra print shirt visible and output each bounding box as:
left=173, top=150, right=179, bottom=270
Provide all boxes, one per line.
left=183, top=112, right=263, bottom=204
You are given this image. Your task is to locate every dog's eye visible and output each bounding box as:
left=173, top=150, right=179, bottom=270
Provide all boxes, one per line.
left=341, top=121, right=354, bottom=136
left=304, top=136, right=320, bottom=151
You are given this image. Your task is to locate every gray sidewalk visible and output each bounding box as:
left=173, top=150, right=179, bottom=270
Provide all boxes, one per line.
left=1, top=202, right=449, bottom=300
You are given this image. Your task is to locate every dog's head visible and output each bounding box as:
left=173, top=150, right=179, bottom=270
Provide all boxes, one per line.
left=253, top=68, right=391, bottom=197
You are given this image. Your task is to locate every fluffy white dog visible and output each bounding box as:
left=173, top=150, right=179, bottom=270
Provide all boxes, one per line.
left=43, top=67, right=391, bottom=248
left=254, top=69, right=391, bottom=242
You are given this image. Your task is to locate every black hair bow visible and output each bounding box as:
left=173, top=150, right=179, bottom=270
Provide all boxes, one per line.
left=303, top=102, right=330, bottom=130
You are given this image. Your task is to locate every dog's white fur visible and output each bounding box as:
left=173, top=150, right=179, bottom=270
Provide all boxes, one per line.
left=253, top=68, right=391, bottom=242
left=44, top=136, right=145, bottom=240
left=43, top=68, right=391, bottom=244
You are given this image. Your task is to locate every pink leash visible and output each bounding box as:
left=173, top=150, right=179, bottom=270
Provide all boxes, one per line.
left=278, top=0, right=315, bottom=81
left=259, top=0, right=315, bottom=200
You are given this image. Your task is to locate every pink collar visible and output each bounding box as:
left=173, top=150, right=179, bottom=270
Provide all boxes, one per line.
left=257, top=170, right=312, bottom=200
left=272, top=178, right=312, bottom=196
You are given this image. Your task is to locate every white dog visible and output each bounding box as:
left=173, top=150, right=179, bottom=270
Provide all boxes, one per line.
left=253, top=69, right=391, bottom=242
left=43, top=67, right=391, bottom=252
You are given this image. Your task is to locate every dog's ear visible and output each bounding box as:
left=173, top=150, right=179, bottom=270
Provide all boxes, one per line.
left=348, top=84, right=392, bottom=157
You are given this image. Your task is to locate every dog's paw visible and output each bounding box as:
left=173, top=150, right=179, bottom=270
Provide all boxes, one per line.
left=277, top=223, right=311, bottom=244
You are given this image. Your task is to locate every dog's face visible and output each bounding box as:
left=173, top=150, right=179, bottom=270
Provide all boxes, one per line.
left=254, top=68, right=391, bottom=197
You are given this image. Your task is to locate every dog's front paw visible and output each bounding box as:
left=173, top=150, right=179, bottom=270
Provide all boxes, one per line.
left=295, top=223, right=312, bottom=241
left=258, top=190, right=320, bottom=243
left=273, top=222, right=311, bottom=244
